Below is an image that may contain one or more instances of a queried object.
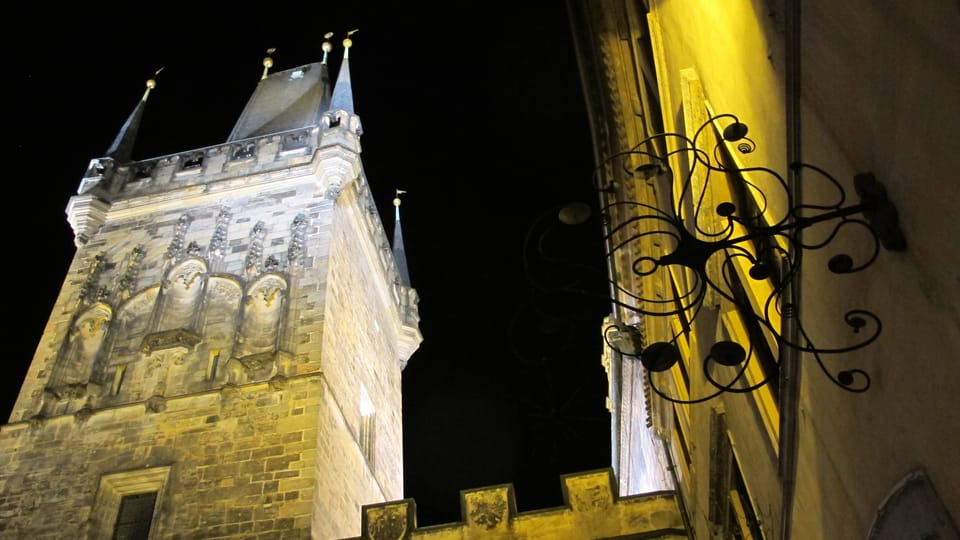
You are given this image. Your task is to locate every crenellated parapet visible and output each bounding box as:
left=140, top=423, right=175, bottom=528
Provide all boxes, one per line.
left=76, top=118, right=362, bottom=205
left=347, top=469, right=686, bottom=539
left=75, top=125, right=322, bottom=203
left=65, top=127, right=416, bottom=344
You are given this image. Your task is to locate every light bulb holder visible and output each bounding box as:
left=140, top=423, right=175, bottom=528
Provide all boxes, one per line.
left=594, top=113, right=904, bottom=403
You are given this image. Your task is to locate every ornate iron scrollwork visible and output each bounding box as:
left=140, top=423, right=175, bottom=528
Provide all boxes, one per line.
left=599, top=113, right=906, bottom=403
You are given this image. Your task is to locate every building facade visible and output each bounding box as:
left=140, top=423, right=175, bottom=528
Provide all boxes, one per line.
left=568, top=1, right=960, bottom=539
left=0, top=38, right=421, bottom=539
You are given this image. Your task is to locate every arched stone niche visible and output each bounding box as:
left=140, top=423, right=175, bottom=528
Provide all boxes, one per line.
left=154, top=257, right=208, bottom=332
left=51, top=302, right=113, bottom=386
left=235, top=272, right=288, bottom=360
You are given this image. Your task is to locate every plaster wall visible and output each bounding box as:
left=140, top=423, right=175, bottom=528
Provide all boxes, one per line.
left=646, top=0, right=960, bottom=537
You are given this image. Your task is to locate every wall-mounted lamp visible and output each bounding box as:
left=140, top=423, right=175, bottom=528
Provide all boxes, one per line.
left=593, top=113, right=907, bottom=404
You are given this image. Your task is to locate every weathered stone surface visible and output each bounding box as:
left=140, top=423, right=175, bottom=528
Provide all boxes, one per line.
left=2, top=97, right=421, bottom=539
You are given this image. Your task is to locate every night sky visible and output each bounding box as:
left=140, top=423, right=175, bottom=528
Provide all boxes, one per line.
left=7, top=2, right=613, bottom=527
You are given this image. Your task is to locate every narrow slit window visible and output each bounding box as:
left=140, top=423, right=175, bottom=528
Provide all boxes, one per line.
left=112, top=365, right=127, bottom=395
left=206, top=350, right=221, bottom=381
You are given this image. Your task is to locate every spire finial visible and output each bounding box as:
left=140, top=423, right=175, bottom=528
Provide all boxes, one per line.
left=343, top=29, right=358, bottom=59
left=261, top=48, right=276, bottom=80
left=391, top=188, right=411, bottom=286
left=107, top=68, right=161, bottom=161
left=142, top=67, right=163, bottom=102
left=322, top=32, right=334, bottom=64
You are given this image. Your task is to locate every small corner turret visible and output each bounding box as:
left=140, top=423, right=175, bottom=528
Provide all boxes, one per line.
left=391, top=189, right=422, bottom=368
left=322, top=30, right=362, bottom=137
left=70, top=72, right=160, bottom=246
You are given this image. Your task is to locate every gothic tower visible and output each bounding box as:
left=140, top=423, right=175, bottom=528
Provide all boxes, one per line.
left=0, top=34, right=421, bottom=539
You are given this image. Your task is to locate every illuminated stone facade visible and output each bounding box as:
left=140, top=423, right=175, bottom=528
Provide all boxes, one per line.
left=0, top=46, right=421, bottom=539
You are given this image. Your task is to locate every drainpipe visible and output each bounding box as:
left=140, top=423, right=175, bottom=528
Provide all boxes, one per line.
left=779, top=1, right=802, bottom=539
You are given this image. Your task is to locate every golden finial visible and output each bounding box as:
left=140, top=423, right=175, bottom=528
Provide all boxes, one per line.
left=261, top=47, right=276, bottom=80
left=143, top=66, right=163, bottom=101
left=322, top=32, right=334, bottom=63
left=343, top=28, right=359, bottom=50
left=394, top=189, right=407, bottom=207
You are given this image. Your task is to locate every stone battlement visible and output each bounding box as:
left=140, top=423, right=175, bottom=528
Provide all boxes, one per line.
left=345, top=469, right=686, bottom=539
left=78, top=120, right=355, bottom=201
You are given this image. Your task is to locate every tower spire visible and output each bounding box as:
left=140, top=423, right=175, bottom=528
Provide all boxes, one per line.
left=392, top=189, right=411, bottom=287
left=329, top=29, right=358, bottom=114
left=104, top=68, right=161, bottom=163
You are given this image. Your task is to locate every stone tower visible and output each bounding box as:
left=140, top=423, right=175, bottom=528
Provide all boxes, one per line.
left=0, top=35, right=422, bottom=539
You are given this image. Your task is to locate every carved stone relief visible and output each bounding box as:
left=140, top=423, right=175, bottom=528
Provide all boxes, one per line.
left=288, top=214, right=308, bottom=269
left=114, top=245, right=146, bottom=302
left=163, top=214, right=192, bottom=268
left=244, top=221, right=267, bottom=277
left=207, top=207, right=232, bottom=265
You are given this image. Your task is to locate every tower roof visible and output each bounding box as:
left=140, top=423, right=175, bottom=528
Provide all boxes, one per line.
left=226, top=57, right=332, bottom=142
left=392, top=190, right=411, bottom=287
left=328, top=31, right=357, bottom=115
left=104, top=75, right=158, bottom=163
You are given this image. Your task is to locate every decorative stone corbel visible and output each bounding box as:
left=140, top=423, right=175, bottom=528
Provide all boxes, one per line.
left=66, top=194, right=111, bottom=247
left=268, top=374, right=287, bottom=391
left=29, top=414, right=48, bottom=429
left=313, top=146, right=360, bottom=201
left=140, top=329, right=201, bottom=356
left=145, top=395, right=167, bottom=413
left=234, top=352, right=277, bottom=381
left=74, top=406, right=94, bottom=425
left=397, top=287, right=423, bottom=370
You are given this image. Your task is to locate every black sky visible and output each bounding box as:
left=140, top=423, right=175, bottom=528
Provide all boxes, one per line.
left=7, top=2, right=612, bottom=527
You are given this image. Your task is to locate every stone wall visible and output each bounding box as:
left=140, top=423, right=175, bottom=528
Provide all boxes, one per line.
left=2, top=136, right=418, bottom=539
left=0, top=377, right=320, bottom=538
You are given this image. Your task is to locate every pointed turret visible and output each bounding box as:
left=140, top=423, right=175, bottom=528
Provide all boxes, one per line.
left=104, top=72, right=159, bottom=163
left=329, top=30, right=358, bottom=115
left=392, top=189, right=411, bottom=287
left=392, top=188, right=422, bottom=368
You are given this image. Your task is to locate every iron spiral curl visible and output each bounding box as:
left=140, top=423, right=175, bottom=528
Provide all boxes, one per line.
left=596, top=113, right=904, bottom=403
